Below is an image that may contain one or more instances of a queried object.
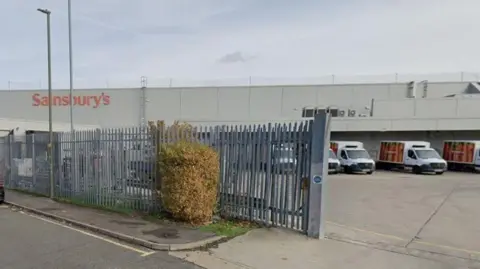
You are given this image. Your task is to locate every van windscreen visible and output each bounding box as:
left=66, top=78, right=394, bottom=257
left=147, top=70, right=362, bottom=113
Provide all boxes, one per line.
left=346, top=149, right=370, bottom=159
left=415, top=149, right=440, bottom=159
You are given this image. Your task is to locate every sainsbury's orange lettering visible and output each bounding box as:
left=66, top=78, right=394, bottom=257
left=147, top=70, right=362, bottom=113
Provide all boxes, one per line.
left=32, top=93, right=110, bottom=108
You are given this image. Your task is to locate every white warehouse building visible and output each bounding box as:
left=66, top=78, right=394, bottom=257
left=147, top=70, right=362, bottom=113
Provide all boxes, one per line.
left=1, top=79, right=480, bottom=154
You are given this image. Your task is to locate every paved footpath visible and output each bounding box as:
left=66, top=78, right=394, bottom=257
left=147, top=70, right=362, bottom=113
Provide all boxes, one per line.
left=171, top=228, right=479, bottom=269
left=0, top=205, right=203, bottom=269
left=5, top=190, right=219, bottom=250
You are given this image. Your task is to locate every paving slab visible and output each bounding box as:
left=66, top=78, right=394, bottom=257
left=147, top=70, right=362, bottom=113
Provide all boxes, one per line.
left=171, top=228, right=475, bottom=269
left=5, top=190, right=220, bottom=250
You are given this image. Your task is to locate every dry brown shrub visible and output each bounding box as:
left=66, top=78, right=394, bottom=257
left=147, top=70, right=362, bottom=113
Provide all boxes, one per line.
left=149, top=120, right=219, bottom=224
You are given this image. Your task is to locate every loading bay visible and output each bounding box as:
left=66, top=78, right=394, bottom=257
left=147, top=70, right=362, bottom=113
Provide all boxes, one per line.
left=326, top=171, right=480, bottom=263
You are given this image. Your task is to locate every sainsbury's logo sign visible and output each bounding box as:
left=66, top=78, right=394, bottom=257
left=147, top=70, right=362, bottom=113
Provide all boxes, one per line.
left=32, top=93, right=110, bottom=108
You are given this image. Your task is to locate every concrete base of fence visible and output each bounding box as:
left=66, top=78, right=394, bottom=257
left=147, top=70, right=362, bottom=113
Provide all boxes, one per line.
left=4, top=201, right=226, bottom=251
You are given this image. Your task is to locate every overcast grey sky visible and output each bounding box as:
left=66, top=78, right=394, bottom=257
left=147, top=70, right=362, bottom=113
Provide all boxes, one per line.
left=1, top=0, right=480, bottom=88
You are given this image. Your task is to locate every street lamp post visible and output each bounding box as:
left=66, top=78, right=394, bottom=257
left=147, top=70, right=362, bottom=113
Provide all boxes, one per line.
left=37, top=8, right=54, bottom=199
left=67, top=0, right=77, bottom=193
left=68, top=0, right=74, bottom=133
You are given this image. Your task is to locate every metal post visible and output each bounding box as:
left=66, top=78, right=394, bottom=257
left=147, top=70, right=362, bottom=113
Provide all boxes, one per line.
left=68, top=0, right=74, bottom=133
left=306, top=109, right=331, bottom=238
left=370, top=98, right=375, bottom=117
left=320, top=109, right=332, bottom=237
left=47, top=12, right=54, bottom=199
left=67, top=0, right=77, bottom=197
left=140, top=76, right=147, bottom=127
left=38, top=8, right=54, bottom=199
left=32, top=134, right=36, bottom=187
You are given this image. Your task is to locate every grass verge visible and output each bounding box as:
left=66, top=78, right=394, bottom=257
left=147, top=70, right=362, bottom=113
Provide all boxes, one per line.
left=199, top=219, right=258, bottom=238
left=54, top=197, right=136, bottom=216
left=8, top=188, right=258, bottom=238
left=6, top=188, right=49, bottom=198
left=8, top=188, right=140, bottom=216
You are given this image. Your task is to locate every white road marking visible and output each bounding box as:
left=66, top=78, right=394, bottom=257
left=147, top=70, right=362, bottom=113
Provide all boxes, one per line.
left=18, top=210, right=156, bottom=257
left=141, top=251, right=156, bottom=257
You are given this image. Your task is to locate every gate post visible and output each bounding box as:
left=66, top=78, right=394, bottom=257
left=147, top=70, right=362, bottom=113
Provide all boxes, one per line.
left=306, top=110, right=332, bottom=238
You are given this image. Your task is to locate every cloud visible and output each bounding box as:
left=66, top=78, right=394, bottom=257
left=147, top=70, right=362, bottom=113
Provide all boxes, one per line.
left=2, top=0, right=480, bottom=89
left=217, top=51, right=255, bottom=64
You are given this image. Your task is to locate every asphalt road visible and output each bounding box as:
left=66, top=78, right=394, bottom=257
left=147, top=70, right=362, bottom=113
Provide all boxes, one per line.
left=0, top=205, right=203, bottom=269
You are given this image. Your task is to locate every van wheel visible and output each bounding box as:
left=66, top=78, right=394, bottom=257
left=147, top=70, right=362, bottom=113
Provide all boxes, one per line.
left=435, top=172, right=444, bottom=175
left=366, top=171, right=373, bottom=175
left=413, top=166, right=422, bottom=174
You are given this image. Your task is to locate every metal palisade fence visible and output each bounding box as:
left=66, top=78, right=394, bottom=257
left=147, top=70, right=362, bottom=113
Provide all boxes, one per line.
left=0, top=120, right=314, bottom=233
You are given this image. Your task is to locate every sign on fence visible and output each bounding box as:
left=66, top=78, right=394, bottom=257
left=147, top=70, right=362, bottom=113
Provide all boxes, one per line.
left=312, top=175, right=322, bottom=184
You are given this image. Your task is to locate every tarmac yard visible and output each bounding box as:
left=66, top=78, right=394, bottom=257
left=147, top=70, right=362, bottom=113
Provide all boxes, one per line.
left=325, top=171, right=480, bottom=263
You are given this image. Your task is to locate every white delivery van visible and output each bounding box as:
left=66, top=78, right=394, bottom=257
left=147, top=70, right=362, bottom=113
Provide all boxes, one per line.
left=442, top=140, right=480, bottom=172
left=376, top=141, right=447, bottom=174
left=330, top=141, right=375, bottom=174
left=328, top=149, right=341, bottom=174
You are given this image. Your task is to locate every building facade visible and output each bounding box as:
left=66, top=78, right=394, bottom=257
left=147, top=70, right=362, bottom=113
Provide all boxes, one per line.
left=1, top=81, right=479, bottom=129
left=2, top=80, right=480, bottom=156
